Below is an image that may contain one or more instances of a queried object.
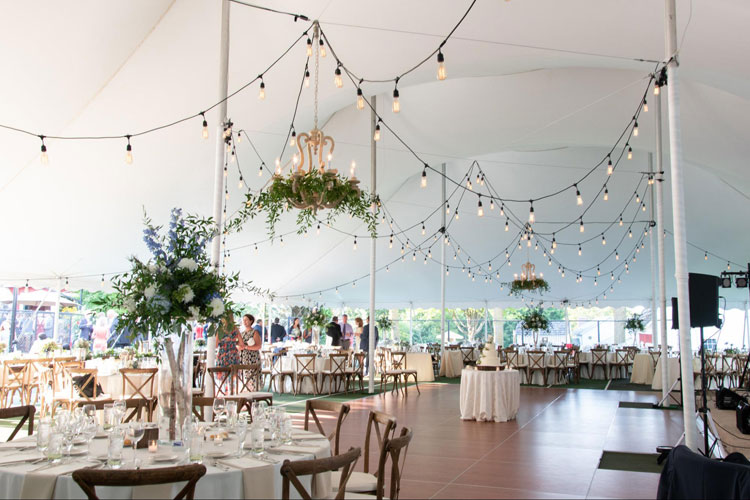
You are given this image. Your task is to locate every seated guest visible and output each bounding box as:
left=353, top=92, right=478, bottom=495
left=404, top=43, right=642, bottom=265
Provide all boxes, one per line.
left=327, top=316, right=342, bottom=347
left=270, top=318, right=286, bottom=343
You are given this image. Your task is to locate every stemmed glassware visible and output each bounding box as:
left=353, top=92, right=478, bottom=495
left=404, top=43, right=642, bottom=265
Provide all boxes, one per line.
left=113, top=399, right=127, bottom=425
left=126, top=422, right=145, bottom=468
left=235, top=415, right=248, bottom=458
left=212, top=397, right=226, bottom=423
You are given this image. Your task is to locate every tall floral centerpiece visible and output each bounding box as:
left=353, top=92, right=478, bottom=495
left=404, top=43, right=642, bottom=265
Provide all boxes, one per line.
left=624, top=314, right=645, bottom=346
left=113, top=209, right=238, bottom=441
left=301, top=307, right=329, bottom=345
left=520, top=307, right=549, bottom=348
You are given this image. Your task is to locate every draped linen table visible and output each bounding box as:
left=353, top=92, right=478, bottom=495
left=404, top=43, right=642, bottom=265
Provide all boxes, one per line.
left=652, top=356, right=702, bottom=391
left=459, top=368, right=520, bottom=422
left=404, top=352, right=434, bottom=382
left=629, top=353, right=655, bottom=385
left=0, top=429, right=331, bottom=499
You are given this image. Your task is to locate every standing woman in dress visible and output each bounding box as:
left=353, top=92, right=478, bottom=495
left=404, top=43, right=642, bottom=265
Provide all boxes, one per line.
left=217, top=315, right=240, bottom=368
left=237, top=314, right=262, bottom=365
left=354, top=317, right=364, bottom=351
left=290, top=318, right=302, bottom=341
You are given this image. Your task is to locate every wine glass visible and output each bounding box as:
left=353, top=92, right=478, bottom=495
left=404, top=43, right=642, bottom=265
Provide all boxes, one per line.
left=113, top=399, right=127, bottom=424
left=82, top=417, right=97, bottom=456
left=82, top=404, right=96, bottom=419
left=126, top=422, right=145, bottom=468
left=212, top=397, right=226, bottom=422
left=235, top=415, right=248, bottom=458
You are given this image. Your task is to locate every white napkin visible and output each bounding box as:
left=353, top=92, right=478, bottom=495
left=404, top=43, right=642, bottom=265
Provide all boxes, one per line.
left=20, top=462, right=87, bottom=499
left=0, top=451, right=42, bottom=465
left=219, top=457, right=275, bottom=499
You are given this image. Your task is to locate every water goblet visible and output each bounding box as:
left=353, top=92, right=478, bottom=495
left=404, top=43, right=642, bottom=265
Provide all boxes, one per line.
left=36, top=418, right=51, bottom=456
left=280, top=415, right=293, bottom=445
left=113, top=399, right=126, bottom=424
left=107, top=428, right=124, bottom=469
left=126, top=422, right=145, bottom=468
left=47, top=433, right=63, bottom=464
left=103, top=404, right=115, bottom=433
left=82, top=404, right=96, bottom=419
left=249, top=424, right=265, bottom=458
left=235, top=415, right=248, bottom=458
left=225, top=401, right=237, bottom=429
left=212, top=397, right=226, bottom=422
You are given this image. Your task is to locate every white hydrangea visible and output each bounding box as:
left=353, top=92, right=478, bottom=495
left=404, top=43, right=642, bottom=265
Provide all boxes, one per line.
left=178, top=284, right=195, bottom=304
left=188, top=306, right=201, bottom=321
left=143, top=285, right=156, bottom=299
left=208, top=297, right=225, bottom=317
left=124, top=297, right=136, bottom=313
left=148, top=264, right=158, bottom=272
left=177, top=258, right=198, bottom=271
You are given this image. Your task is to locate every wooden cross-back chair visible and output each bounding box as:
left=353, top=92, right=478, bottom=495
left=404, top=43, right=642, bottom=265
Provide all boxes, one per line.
left=460, top=346, right=475, bottom=365
left=52, top=367, right=107, bottom=415
left=399, top=352, right=420, bottom=395
left=294, top=354, right=319, bottom=396
left=381, top=352, right=406, bottom=395
left=280, top=447, right=361, bottom=500
left=0, top=405, right=35, bottom=440
left=590, top=348, right=609, bottom=379
left=232, top=364, right=273, bottom=409
left=526, top=350, right=547, bottom=386
left=372, top=427, right=414, bottom=500
left=304, top=400, right=350, bottom=455
left=345, top=352, right=366, bottom=392
left=566, top=349, right=581, bottom=384
left=546, top=351, right=569, bottom=385
left=268, top=351, right=295, bottom=394
left=649, top=350, right=662, bottom=367
left=206, top=367, right=233, bottom=397
left=72, top=464, right=207, bottom=500
left=120, top=368, right=158, bottom=421
left=0, top=360, right=28, bottom=408
left=191, top=396, right=248, bottom=422
left=609, top=349, right=631, bottom=379
left=321, top=353, right=349, bottom=395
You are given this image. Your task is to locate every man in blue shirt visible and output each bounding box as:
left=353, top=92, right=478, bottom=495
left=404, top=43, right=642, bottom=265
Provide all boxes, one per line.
left=253, top=319, right=268, bottom=342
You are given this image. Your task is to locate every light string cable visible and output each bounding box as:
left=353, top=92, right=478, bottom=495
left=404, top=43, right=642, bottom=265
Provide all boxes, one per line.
left=228, top=0, right=310, bottom=22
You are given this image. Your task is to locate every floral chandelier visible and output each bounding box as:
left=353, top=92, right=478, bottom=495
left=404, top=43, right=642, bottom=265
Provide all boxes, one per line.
left=507, top=259, right=550, bottom=296
left=272, top=22, right=360, bottom=213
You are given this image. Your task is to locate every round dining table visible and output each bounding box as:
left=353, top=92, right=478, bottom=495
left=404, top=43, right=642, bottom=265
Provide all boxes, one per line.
left=0, top=428, right=331, bottom=499
left=460, top=368, right=520, bottom=422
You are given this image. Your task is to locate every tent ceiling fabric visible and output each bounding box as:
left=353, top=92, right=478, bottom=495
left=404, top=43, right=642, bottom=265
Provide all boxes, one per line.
left=1, top=0, right=748, bottom=308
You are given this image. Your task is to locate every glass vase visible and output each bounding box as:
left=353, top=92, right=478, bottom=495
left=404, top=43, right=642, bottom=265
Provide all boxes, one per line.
left=157, top=328, right=193, bottom=443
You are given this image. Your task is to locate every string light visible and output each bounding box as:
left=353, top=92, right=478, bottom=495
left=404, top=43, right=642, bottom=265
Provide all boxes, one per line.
left=575, top=184, right=583, bottom=206
left=619, top=216, right=624, bottom=226
left=477, top=198, right=484, bottom=217
left=353, top=237, right=357, bottom=251
left=633, top=120, right=639, bottom=137
left=500, top=203, right=505, bottom=216
left=201, top=113, right=209, bottom=140
left=392, top=81, right=400, bottom=113
left=356, top=88, right=364, bottom=110
left=643, top=99, right=648, bottom=113
left=306, top=37, right=313, bottom=57
left=258, top=163, right=264, bottom=177
left=579, top=218, right=585, bottom=233
left=421, top=223, right=426, bottom=235
left=654, top=82, right=660, bottom=95
left=101, top=275, right=105, bottom=287
left=421, top=166, right=428, bottom=188
left=727, top=261, right=731, bottom=271
left=627, top=145, right=633, bottom=160
left=528, top=202, right=535, bottom=223
left=628, top=229, right=633, bottom=238
left=125, top=136, right=133, bottom=165
left=389, top=234, right=393, bottom=248
left=578, top=244, right=582, bottom=256
left=290, top=129, right=297, bottom=147
left=304, top=70, right=310, bottom=87
left=258, top=76, right=266, bottom=100
left=39, top=136, right=48, bottom=165
left=607, top=156, right=613, bottom=175
left=603, top=187, right=609, bottom=201
left=238, top=176, right=244, bottom=189
left=490, top=199, right=495, bottom=211
left=373, top=120, right=381, bottom=141
left=436, top=49, right=446, bottom=80
left=334, top=65, right=343, bottom=88
left=616, top=251, right=620, bottom=260
left=601, top=234, right=606, bottom=245
left=504, top=219, right=509, bottom=232
left=454, top=209, right=459, bottom=220
left=704, top=252, right=708, bottom=261
left=319, top=37, right=326, bottom=57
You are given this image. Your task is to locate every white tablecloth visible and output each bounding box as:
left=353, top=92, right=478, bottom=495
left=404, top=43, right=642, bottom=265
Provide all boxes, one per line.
left=279, top=356, right=332, bottom=394
left=439, top=350, right=463, bottom=378
left=405, top=352, right=434, bottom=382
left=629, top=353, right=655, bottom=385
left=652, top=356, right=702, bottom=391
left=0, top=429, right=331, bottom=499
left=459, top=368, right=520, bottom=422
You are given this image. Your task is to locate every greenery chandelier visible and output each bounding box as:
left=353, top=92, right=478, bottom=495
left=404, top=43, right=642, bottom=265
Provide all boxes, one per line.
left=508, top=259, right=550, bottom=296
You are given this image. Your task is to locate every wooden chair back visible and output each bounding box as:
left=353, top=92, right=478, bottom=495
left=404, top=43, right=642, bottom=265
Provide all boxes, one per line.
left=120, top=368, right=158, bottom=400
left=294, top=354, right=316, bottom=376
left=72, top=464, right=207, bottom=500
left=507, top=350, right=521, bottom=369
left=614, top=349, right=630, bottom=365
left=280, top=447, right=361, bottom=500
left=389, top=352, right=406, bottom=371
left=591, top=349, right=608, bottom=366
left=352, top=352, right=366, bottom=374
left=67, top=368, right=101, bottom=401
left=0, top=405, right=35, bottom=440
left=649, top=350, right=661, bottom=366
left=527, top=351, right=546, bottom=370
left=232, top=364, right=262, bottom=394
left=375, top=427, right=413, bottom=500
left=207, top=367, right=233, bottom=396
left=364, top=410, right=397, bottom=473
left=304, top=400, right=350, bottom=455
left=329, top=353, right=349, bottom=374
left=551, top=351, right=568, bottom=368
left=192, top=396, right=247, bottom=422
left=460, top=347, right=474, bottom=364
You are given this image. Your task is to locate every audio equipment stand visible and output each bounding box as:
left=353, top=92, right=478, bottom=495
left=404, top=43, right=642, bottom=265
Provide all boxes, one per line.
left=698, top=325, right=711, bottom=457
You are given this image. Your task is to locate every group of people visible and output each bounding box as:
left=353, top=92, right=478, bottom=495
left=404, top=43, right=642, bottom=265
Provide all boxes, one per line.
left=325, top=314, right=379, bottom=354
left=217, top=313, right=264, bottom=367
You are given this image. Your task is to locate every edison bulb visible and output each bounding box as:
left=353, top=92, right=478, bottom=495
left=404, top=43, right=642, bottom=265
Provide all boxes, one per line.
left=392, top=96, right=400, bottom=113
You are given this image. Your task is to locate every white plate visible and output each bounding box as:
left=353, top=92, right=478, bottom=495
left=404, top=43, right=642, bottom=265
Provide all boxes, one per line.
left=69, top=447, right=88, bottom=456
left=205, top=451, right=230, bottom=459
left=151, top=454, right=179, bottom=462
left=72, top=437, right=87, bottom=445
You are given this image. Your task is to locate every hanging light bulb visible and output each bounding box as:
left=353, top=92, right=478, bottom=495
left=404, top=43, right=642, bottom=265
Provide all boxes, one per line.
left=578, top=244, right=582, bottom=256
left=607, top=156, right=613, bottom=175
left=258, top=77, right=266, bottom=100
left=305, top=70, right=310, bottom=87
left=39, top=136, right=48, bottom=165
left=528, top=202, right=535, bottom=223
left=356, top=88, right=365, bottom=110
left=353, top=237, right=357, bottom=251
left=643, top=99, right=649, bottom=113
left=575, top=185, right=583, bottom=206
left=125, top=136, right=133, bottom=165
left=201, top=114, right=209, bottom=139
left=290, top=129, right=297, bottom=147
left=334, top=65, right=343, bottom=88
left=627, top=145, right=633, bottom=160
left=319, top=38, right=326, bottom=57
left=423, top=256, right=427, bottom=265
left=306, top=37, right=313, bottom=57
left=436, top=49, right=446, bottom=80
left=258, top=164, right=264, bottom=177
left=504, top=219, right=509, bottom=232
left=616, top=251, right=620, bottom=260
left=579, top=218, right=585, bottom=233
left=238, top=177, right=244, bottom=189
left=648, top=175, right=655, bottom=185
left=603, top=188, right=609, bottom=201
left=628, top=229, right=633, bottom=238
left=642, top=203, right=647, bottom=212
left=490, top=199, right=495, bottom=211
left=413, top=252, right=417, bottom=262
left=654, top=82, right=660, bottom=95
left=500, top=203, right=505, bottom=216
left=636, top=193, right=641, bottom=204
left=477, top=198, right=484, bottom=217
left=619, top=216, right=624, bottom=227
left=101, top=274, right=105, bottom=287
left=392, top=84, right=400, bottom=113
left=421, top=222, right=426, bottom=235
left=601, top=234, right=606, bottom=245
left=704, top=252, right=708, bottom=261
left=633, top=120, right=639, bottom=136
left=373, top=121, right=381, bottom=141
left=421, top=167, right=427, bottom=188
left=454, top=209, right=459, bottom=220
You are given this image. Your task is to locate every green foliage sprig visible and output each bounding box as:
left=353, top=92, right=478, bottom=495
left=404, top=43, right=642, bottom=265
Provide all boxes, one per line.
left=624, top=314, right=645, bottom=333
left=520, top=307, right=550, bottom=332
left=376, top=316, right=393, bottom=332
left=238, top=169, right=379, bottom=239
left=507, top=278, right=550, bottom=297
left=301, top=306, right=331, bottom=330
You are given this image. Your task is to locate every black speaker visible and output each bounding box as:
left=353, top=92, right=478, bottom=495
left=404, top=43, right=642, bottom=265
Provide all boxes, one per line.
left=670, top=273, right=720, bottom=329
left=737, top=401, right=750, bottom=434
left=716, top=387, right=747, bottom=410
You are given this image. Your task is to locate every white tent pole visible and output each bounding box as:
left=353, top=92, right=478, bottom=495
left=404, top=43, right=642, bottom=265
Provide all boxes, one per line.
left=368, top=95, right=377, bottom=394
left=409, top=302, right=413, bottom=345
left=743, top=301, right=748, bottom=350
left=664, top=0, right=698, bottom=451
left=206, top=0, right=231, bottom=402
left=655, top=90, right=670, bottom=404
left=649, top=152, right=658, bottom=349
left=53, top=277, right=62, bottom=342
left=484, top=300, right=488, bottom=341
left=440, top=163, right=447, bottom=359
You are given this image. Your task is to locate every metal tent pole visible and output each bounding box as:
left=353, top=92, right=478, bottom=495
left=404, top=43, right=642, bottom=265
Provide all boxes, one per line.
left=649, top=153, right=658, bottom=349
left=655, top=90, right=670, bottom=404
left=409, top=302, right=413, bottom=345
left=664, top=0, right=698, bottom=450
left=206, top=0, right=231, bottom=402
left=368, top=95, right=377, bottom=394
left=53, top=278, right=62, bottom=342
left=440, top=163, right=447, bottom=360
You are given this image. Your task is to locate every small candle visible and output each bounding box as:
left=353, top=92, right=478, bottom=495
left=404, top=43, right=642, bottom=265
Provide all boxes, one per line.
left=148, top=440, right=158, bottom=453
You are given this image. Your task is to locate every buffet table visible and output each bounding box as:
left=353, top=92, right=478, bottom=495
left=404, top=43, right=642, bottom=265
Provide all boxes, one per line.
left=0, top=428, right=331, bottom=499
left=459, top=368, right=520, bottom=422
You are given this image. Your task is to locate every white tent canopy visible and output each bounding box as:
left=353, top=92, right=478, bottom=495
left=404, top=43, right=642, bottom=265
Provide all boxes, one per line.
left=1, top=0, right=748, bottom=308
